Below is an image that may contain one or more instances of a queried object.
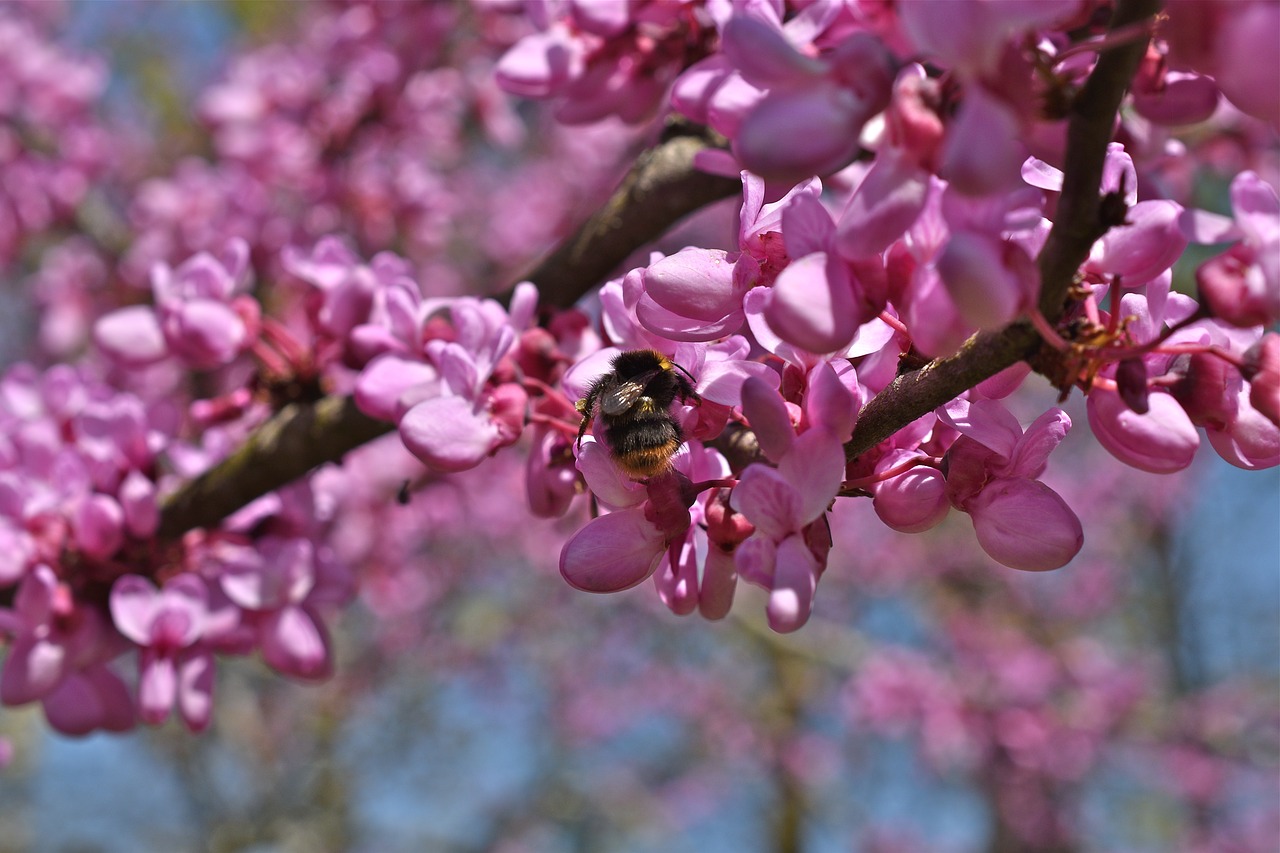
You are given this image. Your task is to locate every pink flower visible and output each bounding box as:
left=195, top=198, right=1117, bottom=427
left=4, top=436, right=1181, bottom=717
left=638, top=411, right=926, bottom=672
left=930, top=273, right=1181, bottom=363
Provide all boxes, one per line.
left=559, top=440, right=691, bottom=593
left=871, top=450, right=950, bottom=534
left=348, top=283, right=537, bottom=473
left=95, top=239, right=258, bottom=371
left=939, top=399, right=1083, bottom=571
left=717, top=16, right=894, bottom=182
left=211, top=536, right=343, bottom=681
left=1243, top=333, right=1280, bottom=427
left=0, top=564, right=132, bottom=735
left=730, top=367, right=855, bottom=631
left=110, top=574, right=213, bottom=731
left=1196, top=171, right=1280, bottom=328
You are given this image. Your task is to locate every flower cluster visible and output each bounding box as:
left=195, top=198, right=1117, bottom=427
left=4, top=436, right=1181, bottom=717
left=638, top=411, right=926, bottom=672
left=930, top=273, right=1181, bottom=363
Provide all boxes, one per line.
left=0, top=7, right=111, bottom=266
left=0, top=0, right=1276, bottom=744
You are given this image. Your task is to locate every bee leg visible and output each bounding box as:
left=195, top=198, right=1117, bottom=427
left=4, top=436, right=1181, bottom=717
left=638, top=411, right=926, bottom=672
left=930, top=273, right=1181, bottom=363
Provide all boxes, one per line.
left=575, top=384, right=601, bottom=448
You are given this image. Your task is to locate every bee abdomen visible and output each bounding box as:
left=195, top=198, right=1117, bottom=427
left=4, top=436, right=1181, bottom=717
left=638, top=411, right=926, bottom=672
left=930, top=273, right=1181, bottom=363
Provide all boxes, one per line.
left=604, top=414, right=683, bottom=478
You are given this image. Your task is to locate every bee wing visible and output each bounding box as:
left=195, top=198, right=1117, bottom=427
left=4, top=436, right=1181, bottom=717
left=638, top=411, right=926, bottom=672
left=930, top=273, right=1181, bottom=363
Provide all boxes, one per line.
left=601, top=373, right=656, bottom=416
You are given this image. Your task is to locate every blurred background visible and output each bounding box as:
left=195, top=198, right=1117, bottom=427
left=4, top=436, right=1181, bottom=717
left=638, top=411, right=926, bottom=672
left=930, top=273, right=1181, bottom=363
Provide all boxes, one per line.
left=0, top=3, right=1276, bottom=852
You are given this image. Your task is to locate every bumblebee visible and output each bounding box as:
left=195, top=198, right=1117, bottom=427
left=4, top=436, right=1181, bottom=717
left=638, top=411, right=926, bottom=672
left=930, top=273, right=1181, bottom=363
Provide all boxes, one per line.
left=576, top=349, right=698, bottom=479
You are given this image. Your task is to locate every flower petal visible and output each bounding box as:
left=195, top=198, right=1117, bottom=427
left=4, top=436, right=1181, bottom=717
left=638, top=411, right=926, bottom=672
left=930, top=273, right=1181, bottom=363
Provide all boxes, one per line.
left=399, top=395, right=501, bottom=473
left=559, top=508, right=666, bottom=593
left=967, top=478, right=1083, bottom=571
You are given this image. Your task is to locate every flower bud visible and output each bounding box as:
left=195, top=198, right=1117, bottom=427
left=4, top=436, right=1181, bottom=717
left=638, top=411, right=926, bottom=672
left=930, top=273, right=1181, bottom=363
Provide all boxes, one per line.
left=1115, top=358, right=1150, bottom=414
left=1242, top=333, right=1280, bottom=427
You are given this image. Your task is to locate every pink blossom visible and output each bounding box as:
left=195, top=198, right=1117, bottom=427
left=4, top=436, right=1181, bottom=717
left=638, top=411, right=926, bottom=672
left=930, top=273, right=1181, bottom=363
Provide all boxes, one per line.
left=1242, top=333, right=1280, bottom=426
left=836, top=148, right=931, bottom=260
left=871, top=450, right=950, bottom=534
left=95, top=239, right=257, bottom=370
left=731, top=368, right=854, bottom=631
left=209, top=536, right=343, bottom=681
left=494, top=1, right=710, bottom=125
left=559, top=440, right=691, bottom=593
left=715, top=15, right=894, bottom=182
left=0, top=564, right=132, bottom=734
left=939, top=399, right=1083, bottom=571
left=939, top=84, right=1025, bottom=196
left=1196, top=171, right=1280, bottom=328
left=110, top=574, right=213, bottom=731
left=1088, top=387, right=1200, bottom=473
left=1131, top=48, right=1220, bottom=126
left=897, top=0, right=1082, bottom=80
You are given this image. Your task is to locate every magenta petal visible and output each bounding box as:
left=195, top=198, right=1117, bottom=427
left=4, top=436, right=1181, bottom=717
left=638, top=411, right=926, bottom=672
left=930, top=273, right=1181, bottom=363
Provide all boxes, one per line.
left=734, top=82, right=867, bottom=182
left=399, top=395, right=500, bottom=473
left=1132, top=71, right=1220, bottom=126
left=940, top=86, right=1024, bottom=195
left=1206, top=388, right=1280, bottom=470
left=1087, top=390, right=1199, bottom=473
left=836, top=153, right=930, bottom=259
left=16, top=638, right=68, bottom=718
left=644, top=248, right=738, bottom=321
left=939, top=398, right=1021, bottom=461
left=731, top=464, right=802, bottom=539
left=177, top=651, right=215, bottom=732
left=721, top=14, right=823, bottom=88
left=654, top=537, right=699, bottom=617
left=354, top=353, right=440, bottom=422
left=1214, top=3, right=1280, bottom=130
left=1230, top=171, right=1280, bottom=244
left=873, top=464, right=950, bottom=533
left=778, top=428, right=846, bottom=525
left=734, top=535, right=778, bottom=588
left=110, top=575, right=159, bottom=645
left=936, top=231, right=1024, bottom=330
left=804, top=361, right=857, bottom=441
left=1, top=633, right=67, bottom=704
left=137, top=650, right=176, bottom=725
left=1090, top=200, right=1188, bottom=283
left=559, top=508, right=666, bottom=593
left=635, top=294, right=745, bottom=342
left=697, top=358, right=777, bottom=407
left=767, top=534, right=819, bottom=633
left=575, top=439, right=646, bottom=508
left=118, top=470, right=159, bottom=539
left=0, top=518, right=33, bottom=585
left=494, top=27, right=582, bottom=98
left=766, top=252, right=858, bottom=353
left=1009, top=408, right=1072, bottom=478
left=94, top=306, right=168, bottom=365
left=73, top=494, right=124, bottom=561
left=740, top=376, right=795, bottom=462
left=967, top=478, right=1083, bottom=571
left=165, top=300, right=246, bottom=369
left=698, top=547, right=738, bottom=621
left=42, top=670, right=133, bottom=736
left=261, top=604, right=332, bottom=680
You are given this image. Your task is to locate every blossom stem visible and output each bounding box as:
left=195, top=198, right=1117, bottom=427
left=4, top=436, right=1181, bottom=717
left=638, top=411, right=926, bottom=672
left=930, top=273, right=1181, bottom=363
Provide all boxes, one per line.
left=1151, top=342, right=1246, bottom=368
left=877, top=310, right=911, bottom=338
left=1028, top=307, right=1072, bottom=352
left=528, top=412, right=579, bottom=437
left=250, top=339, right=291, bottom=377
left=689, top=477, right=738, bottom=494
left=843, top=455, right=942, bottom=490
left=1052, top=16, right=1159, bottom=65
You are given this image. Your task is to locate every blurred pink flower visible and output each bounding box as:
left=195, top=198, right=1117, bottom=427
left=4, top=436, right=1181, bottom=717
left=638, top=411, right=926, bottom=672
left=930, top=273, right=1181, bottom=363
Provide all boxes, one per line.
left=110, top=574, right=213, bottom=731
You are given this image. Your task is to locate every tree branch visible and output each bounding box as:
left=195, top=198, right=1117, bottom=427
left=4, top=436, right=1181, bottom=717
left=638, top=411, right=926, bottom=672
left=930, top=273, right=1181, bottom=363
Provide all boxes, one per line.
left=845, top=0, right=1160, bottom=462
left=515, top=123, right=741, bottom=309
left=156, top=395, right=393, bottom=539
left=157, top=129, right=738, bottom=539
